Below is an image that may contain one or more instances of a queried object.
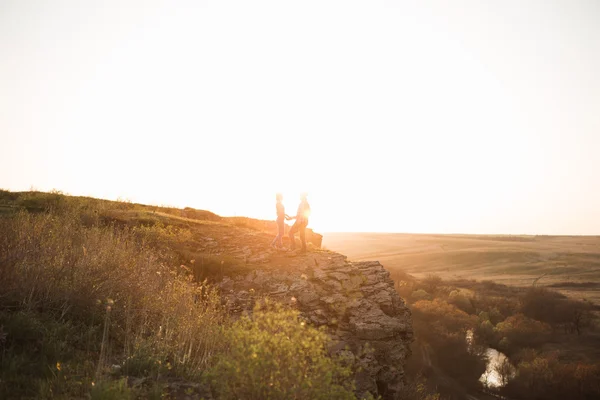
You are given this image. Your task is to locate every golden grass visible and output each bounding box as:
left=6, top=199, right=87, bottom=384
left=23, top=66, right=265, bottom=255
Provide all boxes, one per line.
left=324, top=233, right=600, bottom=303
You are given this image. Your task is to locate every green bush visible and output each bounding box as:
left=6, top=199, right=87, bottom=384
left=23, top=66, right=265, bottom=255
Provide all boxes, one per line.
left=421, top=274, right=443, bottom=294
left=207, top=301, right=356, bottom=400
left=504, top=353, right=600, bottom=400
left=411, top=289, right=432, bottom=301
left=90, top=378, right=136, bottom=400
left=0, top=310, right=87, bottom=398
left=474, top=320, right=496, bottom=344
left=495, top=313, right=550, bottom=349
left=448, top=290, right=474, bottom=314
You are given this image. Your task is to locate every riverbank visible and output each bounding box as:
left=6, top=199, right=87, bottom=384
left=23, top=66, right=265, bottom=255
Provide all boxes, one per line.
left=387, top=269, right=600, bottom=400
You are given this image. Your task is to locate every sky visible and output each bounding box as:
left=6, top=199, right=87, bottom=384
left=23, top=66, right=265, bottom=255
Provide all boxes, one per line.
left=1, top=0, right=599, bottom=234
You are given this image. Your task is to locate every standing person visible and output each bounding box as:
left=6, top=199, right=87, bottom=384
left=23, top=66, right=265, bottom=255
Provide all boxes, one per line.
left=288, top=193, right=311, bottom=253
left=271, top=193, right=290, bottom=249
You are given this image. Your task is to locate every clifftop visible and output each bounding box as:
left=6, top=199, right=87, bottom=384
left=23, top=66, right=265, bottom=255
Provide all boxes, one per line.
left=159, top=207, right=414, bottom=398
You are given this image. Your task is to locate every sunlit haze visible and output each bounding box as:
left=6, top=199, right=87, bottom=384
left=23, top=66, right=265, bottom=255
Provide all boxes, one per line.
left=1, top=0, right=599, bottom=234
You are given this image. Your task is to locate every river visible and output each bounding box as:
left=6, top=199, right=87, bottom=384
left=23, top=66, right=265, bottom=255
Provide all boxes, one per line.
left=466, top=330, right=516, bottom=388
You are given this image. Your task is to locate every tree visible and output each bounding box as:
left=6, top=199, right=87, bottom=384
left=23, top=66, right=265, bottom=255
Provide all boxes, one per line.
left=495, top=357, right=515, bottom=387
left=571, top=304, right=592, bottom=336
left=422, top=274, right=443, bottom=295
left=495, top=313, right=550, bottom=348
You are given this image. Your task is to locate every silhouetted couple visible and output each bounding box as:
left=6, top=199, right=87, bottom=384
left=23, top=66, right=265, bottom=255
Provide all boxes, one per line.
left=271, top=193, right=311, bottom=253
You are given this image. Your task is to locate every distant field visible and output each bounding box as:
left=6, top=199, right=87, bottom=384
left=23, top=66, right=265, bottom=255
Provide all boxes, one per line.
left=323, top=233, right=600, bottom=304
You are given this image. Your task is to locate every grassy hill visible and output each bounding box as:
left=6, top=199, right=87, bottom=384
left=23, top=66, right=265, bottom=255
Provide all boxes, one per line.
left=3, top=191, right=599, bottom=400
left=0, top=190, right=354, bottom=400
left=323, top=232, right=600, bottom=304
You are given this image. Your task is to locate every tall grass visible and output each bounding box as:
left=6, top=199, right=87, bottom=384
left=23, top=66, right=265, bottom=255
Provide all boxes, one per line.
left=0, top=195, right=361, bottom=399
left=0, top=206, right=226, bottom=397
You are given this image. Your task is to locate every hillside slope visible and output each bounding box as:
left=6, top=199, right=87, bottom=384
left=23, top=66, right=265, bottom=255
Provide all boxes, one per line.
left=0, top=191, right=413, bottom=399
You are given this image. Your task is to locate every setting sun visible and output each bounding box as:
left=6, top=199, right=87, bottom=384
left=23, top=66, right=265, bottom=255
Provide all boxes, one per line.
left=1, top=0, right=599, bottom=234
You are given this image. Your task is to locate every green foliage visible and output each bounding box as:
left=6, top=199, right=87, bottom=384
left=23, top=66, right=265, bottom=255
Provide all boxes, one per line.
left=412, top=299, right=477, bottom=334
left=411, top=289, right=431, bottom=301
left=505, top=353, right=600, bottom=400
left=397, top=375, right=441, bottom=400
left=478, top=311, right=490, bottom=321
left=132, top=221, right=193, bottom=249
left=521, top=287, right=593, bottom=335
left=495, top=313, right=550, bottom=348
left=207, top=301, right=356, bottom=400
left=400, top=296, right=485, bottom=396
left=474, top=320, right=496, bottom=344
left=15, top=190, right=67, bottom=212
left=90, top=378, right=136, bottom=400
left=390, top=267, right=600, bottom=400
left=448, top=289, right=474, bottom=314
left=487, top=306, right=505, bottom=325
left=0, top=310, right=89, bottom=398
left=121, top=343, right=170, bottom=378
left=422, top=274, right=443, bottom=294
left=498, top=336, right=511, bottom=351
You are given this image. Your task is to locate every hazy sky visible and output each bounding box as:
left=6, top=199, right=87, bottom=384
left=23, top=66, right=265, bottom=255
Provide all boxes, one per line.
left=1, top=0, right=599, bottom=234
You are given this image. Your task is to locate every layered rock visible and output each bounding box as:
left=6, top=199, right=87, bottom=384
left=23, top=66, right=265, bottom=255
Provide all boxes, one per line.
left=219, top=251, right=413, bottom=399
left=172, top=212, right=413, bottom=398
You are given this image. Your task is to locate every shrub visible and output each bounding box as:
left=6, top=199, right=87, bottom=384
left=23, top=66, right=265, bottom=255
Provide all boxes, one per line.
left=410, top=299, right=485, bottom=393
left=207, top=301, right=356, bottom=400
left=472, top=294, right=517, bottom=322
left=487, top=306, right=505, bottom=325
left=504, top=353, right=600, bottom=400
left=498, top=337, right=511, bottom=351
left=474, top=320, right=496, bottom=344
left=448, top=290, right=474, bottom=314
left=495, top=313, right=550, bottom=349
left=411, top=289, right=432, bottom=301
left=90, top=378, right=136, bottom=400
left=412, top=299, right=477, bottom=334
left=521, top=288, right=594, bottom=335
left=422, top=274, right=443, bottom=294
left=396, top=374, right=441, bottom=400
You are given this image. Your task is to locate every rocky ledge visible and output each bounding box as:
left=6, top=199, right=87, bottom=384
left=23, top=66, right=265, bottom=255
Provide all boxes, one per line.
left=219, top=251, right=413, bottom=399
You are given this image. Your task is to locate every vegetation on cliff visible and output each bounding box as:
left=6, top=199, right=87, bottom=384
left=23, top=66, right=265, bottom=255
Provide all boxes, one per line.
left=0, top=190, right=357, bottom=399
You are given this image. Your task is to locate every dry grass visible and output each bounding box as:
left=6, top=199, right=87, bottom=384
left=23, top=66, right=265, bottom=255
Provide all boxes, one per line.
left=0, top=198, right=230, bottom=397
left=0, top=190, right=357, bottom=399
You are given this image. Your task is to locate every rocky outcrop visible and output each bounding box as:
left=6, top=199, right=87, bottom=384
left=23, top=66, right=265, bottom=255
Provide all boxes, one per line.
left=173, top=213, right=413, bottom=398
left=219, top=251, right=413, bottom=399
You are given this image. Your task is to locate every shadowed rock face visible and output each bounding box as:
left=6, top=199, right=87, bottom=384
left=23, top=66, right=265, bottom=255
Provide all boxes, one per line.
left=220, top=252, right=413, bottom=399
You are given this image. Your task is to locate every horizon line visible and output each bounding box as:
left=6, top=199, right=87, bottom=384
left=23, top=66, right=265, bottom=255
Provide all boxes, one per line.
left=322, top=231, right=600, bottom=237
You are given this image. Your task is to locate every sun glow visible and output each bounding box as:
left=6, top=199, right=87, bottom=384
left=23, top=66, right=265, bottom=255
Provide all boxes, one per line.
left=1, top=1, right=599, bottom=234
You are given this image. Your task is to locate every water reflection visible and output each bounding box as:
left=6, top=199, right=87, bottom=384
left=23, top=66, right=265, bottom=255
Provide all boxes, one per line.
left=466, top=329, right=516, bottom=388
left=479, top=348, right=515, bottom=388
